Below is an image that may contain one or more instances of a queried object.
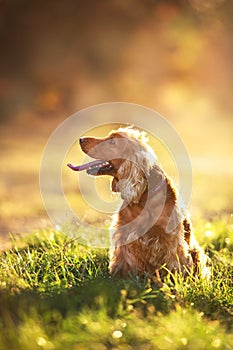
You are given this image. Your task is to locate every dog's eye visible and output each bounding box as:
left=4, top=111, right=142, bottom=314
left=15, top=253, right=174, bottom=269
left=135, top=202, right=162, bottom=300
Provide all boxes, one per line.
left=109, top=138, right=116, bottom=145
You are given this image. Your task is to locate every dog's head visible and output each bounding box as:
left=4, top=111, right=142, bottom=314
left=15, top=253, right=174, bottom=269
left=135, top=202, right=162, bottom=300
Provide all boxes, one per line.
left=68, top=127, right=158, bottom=203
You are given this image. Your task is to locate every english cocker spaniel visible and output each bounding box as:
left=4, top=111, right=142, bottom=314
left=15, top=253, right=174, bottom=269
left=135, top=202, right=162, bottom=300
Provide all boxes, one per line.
left=68, top=127, right=209, bottom=278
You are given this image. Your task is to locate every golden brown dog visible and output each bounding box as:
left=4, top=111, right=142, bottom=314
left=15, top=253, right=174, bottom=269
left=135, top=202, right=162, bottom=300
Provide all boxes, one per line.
left=68, top=127, right=209, bottom=278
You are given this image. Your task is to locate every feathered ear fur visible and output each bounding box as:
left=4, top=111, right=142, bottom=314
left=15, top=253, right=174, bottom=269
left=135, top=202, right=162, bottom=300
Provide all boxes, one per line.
left=110, top=129, right=158, bottom=203
left=116, top=160, right=147, bottom=203
left=116, top=148, right=156, bottom=204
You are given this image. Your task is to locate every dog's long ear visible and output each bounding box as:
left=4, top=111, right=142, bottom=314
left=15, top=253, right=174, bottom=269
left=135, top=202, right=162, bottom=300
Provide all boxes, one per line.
left=111, top=135, right=158, bottom=203
left=115, top=152, right=152, bottom=203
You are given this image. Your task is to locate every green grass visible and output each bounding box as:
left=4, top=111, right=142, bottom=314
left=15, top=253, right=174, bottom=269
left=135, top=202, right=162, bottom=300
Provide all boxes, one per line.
left=0, top=216, right=232, bottom=350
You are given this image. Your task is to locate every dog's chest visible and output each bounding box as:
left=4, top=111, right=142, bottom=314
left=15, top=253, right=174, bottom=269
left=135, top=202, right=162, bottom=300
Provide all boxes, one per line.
left=118, top=203, right=144, bottom=225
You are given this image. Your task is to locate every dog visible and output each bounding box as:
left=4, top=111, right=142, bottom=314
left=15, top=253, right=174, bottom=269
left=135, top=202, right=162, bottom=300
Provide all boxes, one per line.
left=68, top=127, right=209, bottom=278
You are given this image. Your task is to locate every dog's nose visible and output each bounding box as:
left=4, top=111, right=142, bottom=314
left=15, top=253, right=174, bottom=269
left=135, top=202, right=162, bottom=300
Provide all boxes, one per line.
left=79, top=138, right=86, bottom=146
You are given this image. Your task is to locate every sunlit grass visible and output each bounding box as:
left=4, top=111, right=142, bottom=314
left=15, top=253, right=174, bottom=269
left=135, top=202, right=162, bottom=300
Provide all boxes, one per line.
left=0, top=217, right=232, bottom=349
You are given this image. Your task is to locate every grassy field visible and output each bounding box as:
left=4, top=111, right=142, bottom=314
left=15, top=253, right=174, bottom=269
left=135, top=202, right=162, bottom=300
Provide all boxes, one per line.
left=0, top=214, right=232, bottom=350
left=0, top=118, right=232, bottom=349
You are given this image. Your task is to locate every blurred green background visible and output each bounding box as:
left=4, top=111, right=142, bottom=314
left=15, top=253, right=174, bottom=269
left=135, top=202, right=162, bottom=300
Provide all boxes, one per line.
left=0, top=0, right=232, bottom=243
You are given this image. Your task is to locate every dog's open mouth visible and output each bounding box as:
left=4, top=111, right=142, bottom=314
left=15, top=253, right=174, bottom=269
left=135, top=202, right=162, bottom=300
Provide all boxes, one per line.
left=67, top=159, right=113, bottom=175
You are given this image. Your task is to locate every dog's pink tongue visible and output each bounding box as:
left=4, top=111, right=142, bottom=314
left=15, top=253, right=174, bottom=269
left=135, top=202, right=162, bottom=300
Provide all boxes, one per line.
left=67, top=159, right=104, bottom=171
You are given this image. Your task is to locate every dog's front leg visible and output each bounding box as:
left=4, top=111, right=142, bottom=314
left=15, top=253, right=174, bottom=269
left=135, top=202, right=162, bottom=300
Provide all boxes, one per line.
left=109, top=245, right=136, bottom=277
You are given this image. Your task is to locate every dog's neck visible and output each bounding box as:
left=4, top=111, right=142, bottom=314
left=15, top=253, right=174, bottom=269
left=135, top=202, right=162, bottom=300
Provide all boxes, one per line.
left=138, top=168, right=166, bottom=204
left=112, top=164, right=166, bottom=205
left=120, top=166, right=166, bottom=205
left=147, top=176, right=166, bottom=197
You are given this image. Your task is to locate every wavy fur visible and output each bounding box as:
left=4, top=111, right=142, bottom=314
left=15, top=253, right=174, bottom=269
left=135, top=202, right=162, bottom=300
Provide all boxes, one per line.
left=78, top=127, right=209, bottom=278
